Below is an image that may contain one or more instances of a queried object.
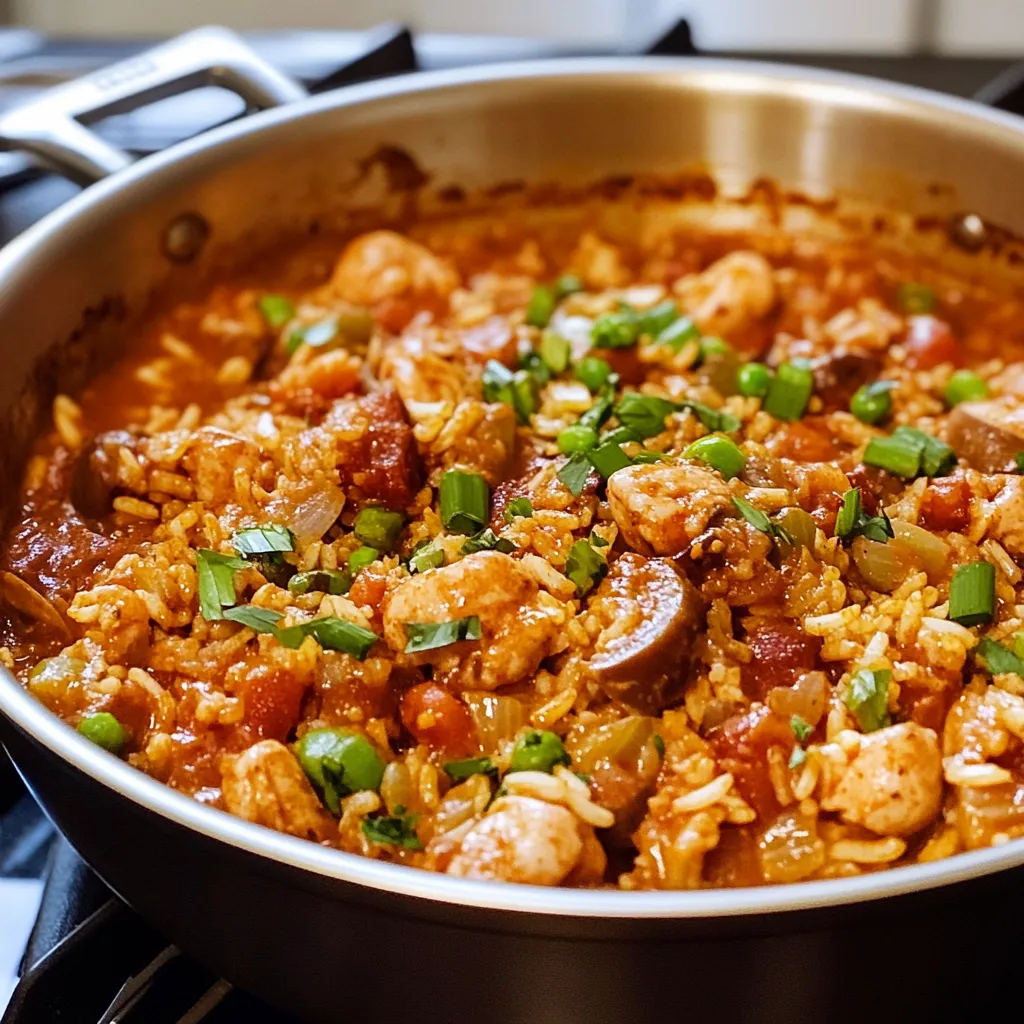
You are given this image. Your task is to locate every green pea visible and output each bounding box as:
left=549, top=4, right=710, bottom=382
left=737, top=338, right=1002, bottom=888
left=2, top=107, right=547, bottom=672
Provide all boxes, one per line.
left=77, top=712, right=128, bottom=754
left=348, top=546, right=379, bottom=574
left=682, top=434, right=746, bottom=480
left=575, top=356, right=612, bottom=393
left=943, top=369, right=988, bottom=408
left=557, top=424, right=599, bottom=454
left=508, top=729, right=571, bottom=774
left=737, top=362, right=771, bottom=398
left=850, top=381, right=895, bottom=425
left=294, top=727, right=386, bottom=814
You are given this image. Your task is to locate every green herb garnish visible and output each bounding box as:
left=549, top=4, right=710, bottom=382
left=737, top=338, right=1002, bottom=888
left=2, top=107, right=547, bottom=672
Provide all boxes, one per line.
left=195, top=548, right=247, bottom=620
left=444, top=756, right=498, bottom=782
left=404, top=616, right=482, bottom=654
left=834, top=488, right=894, bottom=545
left=362, top=811, right=423, bottom=850
left=948, top=561, right=996, bottom=628
left=565, top=538, right=607, bottom=596
left=732, top=496, right=795, bottom=546
left=557, top=451, right=592, bottom=497
left=844, top=668, right=891, bottom=733
left=439, top=470, right=490, bottom=535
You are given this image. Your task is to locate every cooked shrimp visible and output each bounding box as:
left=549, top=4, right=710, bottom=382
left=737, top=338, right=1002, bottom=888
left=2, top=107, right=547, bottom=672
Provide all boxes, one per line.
left=820, top=722, right=943, bottom=837
left=446, top=795, right=588, bottom=885
left=607, top=462, right=733, bottom=556
left=329, top=230, right=459, bottom=308
left=383, top=551, right=571, bottom=691
left=221, top=740, right=333, bottom=841
left=673, top=251, right=776, bottom=337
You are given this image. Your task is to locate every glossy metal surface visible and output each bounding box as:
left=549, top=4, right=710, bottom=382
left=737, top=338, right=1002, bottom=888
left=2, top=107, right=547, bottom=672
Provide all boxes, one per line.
left=3, top=50, right=1024, bottom=1019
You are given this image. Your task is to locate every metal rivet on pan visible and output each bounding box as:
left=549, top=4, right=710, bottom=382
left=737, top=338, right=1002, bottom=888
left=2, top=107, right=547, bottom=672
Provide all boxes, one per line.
left=162, top=212, right=210, bottom=263
left=948, top=212, right=987, bottom=252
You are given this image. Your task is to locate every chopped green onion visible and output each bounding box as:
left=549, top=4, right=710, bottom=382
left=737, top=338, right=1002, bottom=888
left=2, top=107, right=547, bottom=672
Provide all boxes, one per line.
left=232, top=524, right=295, bottom=556
left=632, top=449, right=670, bottom=464
left=258, top=294, right=295, bottom=329
left=481, top=360, right=538, bottom=424
left=565, top=538, right=607, bottom=596
left=590, top=533, right=609, bottom=548
left=288, top=569, right=351, bottom=596
left=683, top=435, right=746, bottom=480
left=557, top=424, right=599, bottom=454
left=975, top=636, right=1024, bottom=677
left=737, top=362, right=772, bottom=398
left=526, top=285, right=556, bottom=328
left=732, top=496, right=794, bottom=545
left=404, top=616, right=482, bottom=654
left=699, top=336, right=732, bottom=360
left=508, top=730, right=571, bottom=774
left=578, top=388, right=616, bottom=432
left=505, top=497, right=534, bottom=520
left=276, top=617, right=378, bottom=659
left=653, top=734, right=665, bottom=758
left=679, top=399, right=741, bottom=434
left=461, top=529, right=515, bottom=556
left=948, top=561, right=996, bottom=627
left=834, top=488, right=893, bottom=545
left=788, top=747, right=807, bottom=770
left=850, top=381, right=896, bottom=425
left=657, top=316, right=700, bottom=353
left=764, top=361, right=814, bottom=421
left=222, top=605, right=283, bottom=633
left=897, top=282, right=935, bottom=315
left=554, top=273, right=583, bottom=300
left=518, top=349, right=551, bottom=386
left=944, top=370, right=988, bottom=408
left=289, top=318, right=339, bottom=355
left=444, top=756, right=498, bottom=782
left=296, top=728, right=385, bottom=813
left=863, top=434, right=924, bottom=480
left=362, top=811, right=422, bottom=850
left=592, top=307, right=641, bottom=349
left=557, top=452, right=592, bottom=497
left=1016, top=453, right=1024, bottom=475
left=637, top=300, right=679, bottom=338
left=844, top=668, right=891, bottom=733
left=895, top=426, right=957, bottom=477
left=575, top=356, right=612, bottom=393
left=588, top=441, right=632, bottom=479
left=600, top=425, right=641, bottom=446
left=790, top=715, right=813, bottom=742
left=539, top=332, right=572, bottom=374
left=353, top=507, right=404, bottom=552
left=348, top=546, right=379, bottom=574
left=439, top=470, right=490, bottom=535
left=195, top=548, right=247, bottom=620
left=408, top=540, right=445, bottom=574
left=614, top=393, right=676, bottom=439
left=77, top=712, right=128, bottom=754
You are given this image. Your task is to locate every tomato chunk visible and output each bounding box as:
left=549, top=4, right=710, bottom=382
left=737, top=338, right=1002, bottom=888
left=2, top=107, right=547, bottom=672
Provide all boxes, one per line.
left=920, top=475, right=971, bottom=533
left=237, top=664, right=308, bottom=743
left=709, top=705, right=795, bottom=820
left=400, top=682, right=479, bottom=756
left=903, top=315, right=962, bottom=370
left=741, top=621, right=821, bottom=702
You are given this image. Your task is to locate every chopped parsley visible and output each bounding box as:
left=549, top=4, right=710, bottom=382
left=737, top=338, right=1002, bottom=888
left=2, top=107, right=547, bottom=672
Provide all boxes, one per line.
left=790, top=715, right=813, bottom=743
left=195, top=548, right=248, bottom=620
left=557, top=451, right=592, bottom=497
left=443, top=756, right=498, bottom=782
left=843, top=668, right=891, bottom=733
left=732, top=496, right=795, bottom=546
left=565, top=538, right=607, bottom=597
left=362, top=810, right=423, bottom=850
left=833, top=488, right=894, bottom=545
left=975, top=636, right=1024, bottom=677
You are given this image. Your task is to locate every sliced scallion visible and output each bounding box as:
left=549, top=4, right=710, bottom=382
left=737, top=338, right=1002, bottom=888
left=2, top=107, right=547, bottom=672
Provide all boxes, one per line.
left=554, top=274, right=583, bottom=300
left=222, top=605, right=283, bottom=633
left=637, top=300, right=679, bottom=339
left=975, top=636, right=1024, bottom=677
left=258, top=294, right=295, bottom=329
left=732, top=496, right=794, bottom=545
left=275, top=617, right=378, bottom=659
left=232, top=524, right=295, bottom=557
left=614, top=393, right=676, bottom=439
left=657, top=315, right=700, bottom=353
left=353, top=507, right=404, bottom=552
left=763, top=361, right=814, bottom=421
left=591, top=307, right=641, bottom=349
left=505, top=497, right=534, bottom=520
left=404, top=616, right=482, bottom=654
left=444, top=756, right=498, bottom=782
left=863, top=434, right=926, bottom=480
left=588, top=441, right=632, bottom=479
left=539, top=332, right=572, bottom=374
left=439, top=470, right=490, bottom=535
left=948, top=561, right=996, bottom=627
left=526, top=285, right=556, bottom=328
left=348, top=546, right=379, bottom=574
left=288, top=569, right=351, bottom=596
left=195, top=548, right=247, bottom=621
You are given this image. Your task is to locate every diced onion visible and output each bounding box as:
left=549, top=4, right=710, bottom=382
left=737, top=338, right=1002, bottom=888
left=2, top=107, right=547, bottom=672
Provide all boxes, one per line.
left=851, top=535, right=920, bottom=592
left=757, top=806, right=826, bottom=884
left=287, top=485, right=344, bottom=542
left=566, top=715, right=655, bottom=773
left=891, top=520, right=949, bottom=580
left=462, top=692, right=525, bottom=752
left=766, top=670, right=827, bottom=726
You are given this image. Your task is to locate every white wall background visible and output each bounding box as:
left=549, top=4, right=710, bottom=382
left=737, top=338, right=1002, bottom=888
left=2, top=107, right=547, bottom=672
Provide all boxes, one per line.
left=11, top=0, right=1024, bottom=54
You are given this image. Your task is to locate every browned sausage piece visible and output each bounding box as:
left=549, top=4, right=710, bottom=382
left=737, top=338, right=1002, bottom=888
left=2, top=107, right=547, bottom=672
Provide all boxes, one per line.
left=70, top=430, right=140, bottom=521
left=587, top=553, right=702, bottom=711
left=810, top=350, right=883, bottom=411
left=945, top=398, right=1024, bottom=473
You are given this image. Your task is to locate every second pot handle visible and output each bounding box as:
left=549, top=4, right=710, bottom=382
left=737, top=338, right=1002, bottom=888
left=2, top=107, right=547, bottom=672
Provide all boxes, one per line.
left=0, top=25, right=308, bottom=185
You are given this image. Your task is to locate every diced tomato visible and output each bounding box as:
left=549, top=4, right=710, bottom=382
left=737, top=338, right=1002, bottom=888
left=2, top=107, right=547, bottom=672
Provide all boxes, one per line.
left=709, top=705, right=795, bottom=820
left=348, top=566, right=389, bottom=613
left=236, top=663, right=309, bottom=743
left=920, top=475, right=971, bottom=533
left=400, top=682, right=479, bottom=756
left=741, top=621, right=821, bottom=702
left=373, top=296, right=417, bottom=334
left=600, top=347, right=647, bottom=386
left=768, top=419, right=840, bottom=463
left=898, top=676, right=960, bottom=734
left=808, top=490, right=843, bottom=535
left=903, top=315, right=962, bottom=370
left=847, top=463, right=902, bottom=515
left=702, top=825, right=763, bottom=887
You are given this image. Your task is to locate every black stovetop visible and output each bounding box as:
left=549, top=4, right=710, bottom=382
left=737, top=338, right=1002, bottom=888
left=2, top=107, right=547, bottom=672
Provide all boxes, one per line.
left=3, top=19, right=1024, bottom=1023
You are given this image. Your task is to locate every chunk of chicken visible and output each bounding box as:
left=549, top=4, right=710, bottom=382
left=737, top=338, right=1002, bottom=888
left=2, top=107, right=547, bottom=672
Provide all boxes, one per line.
left=378, top=332, right=472, bottom=408
left=382, top=551, right=570, bottom=691
left=673, top=251, right=776, bottom=338
left=989, top=477, right=1024, bottom=558
left=431, top=400, right=517, bottom=486
left=446, top=795, right=591, bottom=885
left=329, top=230, right=459, bottom=308
left=820, top=722, right=942, bottom=837
left=607, top=462, right=733, bottom=556
left=946, top=398, right=1024, bottom=474
left=181, top=426, right=261, bottom=506
left=221, top=740, right=333, bottom=841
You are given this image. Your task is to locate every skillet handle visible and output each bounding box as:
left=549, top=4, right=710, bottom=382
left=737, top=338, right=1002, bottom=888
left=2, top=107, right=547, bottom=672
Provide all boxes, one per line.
left=0, top=25, right=307, bottom=185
